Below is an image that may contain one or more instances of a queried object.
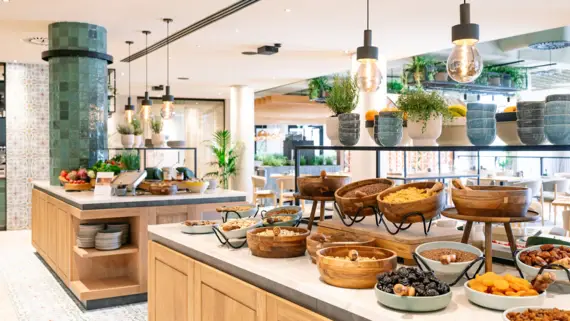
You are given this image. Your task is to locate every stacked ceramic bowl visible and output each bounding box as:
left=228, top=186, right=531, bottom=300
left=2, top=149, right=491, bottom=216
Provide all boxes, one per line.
left=374, top=112, right=403, bottom=147
left=77, top=223, right=105, bottom=248
left=466, top=103, right=497, bottom=146
left=516, top=101, right=545, bottom=145
left=95, top=229, right=123, bottom=251
left=107, top=223, right=129, bottom=245
left=338, top=113, right=360, bottom=146
left=545, top=94, right=570, bottom=145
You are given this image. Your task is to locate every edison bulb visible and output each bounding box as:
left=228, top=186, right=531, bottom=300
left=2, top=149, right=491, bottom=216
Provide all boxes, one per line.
left=140, top=105, right=151, bottom=121
left=357, top=59, right=382, bottom=92
left=124, top=110, right=134, bottom=124
left=161, top=101, right=174, bottom=119
left=447, top=40, right=483, bottom=83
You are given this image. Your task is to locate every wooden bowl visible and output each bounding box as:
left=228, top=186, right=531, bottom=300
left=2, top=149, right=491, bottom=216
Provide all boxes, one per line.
left=297, top=171, right=351, bottom=197
left=376, top=181, right=446, bottom=223
left=306, top=232, right=376, bottom=264
left=247, top=227, right=310, bottom=258
left=149, top=183, right=178, bottom=195
left=64, top=183, right=92, bottom=191
left=335, top=178, right=393, bottom=217
left=452, top=186, right=531, bottom=217
left=317, top=246, right=397, bottom=289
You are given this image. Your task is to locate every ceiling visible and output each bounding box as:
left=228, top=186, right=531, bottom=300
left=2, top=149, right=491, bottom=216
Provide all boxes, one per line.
left=1, top=0, right=570, bottom=98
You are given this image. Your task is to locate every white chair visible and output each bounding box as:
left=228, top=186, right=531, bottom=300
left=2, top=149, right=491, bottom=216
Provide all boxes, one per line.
left=275, top=176, right=305, bottom=210
left=542, top=178, right=570, bottom=225
left=512, top=180, right=544, bottom=225
left=252, top=176, right=276, bottom=207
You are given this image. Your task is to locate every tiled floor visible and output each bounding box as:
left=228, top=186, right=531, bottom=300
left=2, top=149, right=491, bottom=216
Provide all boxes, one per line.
left=0, top=230, right=146, bottom=321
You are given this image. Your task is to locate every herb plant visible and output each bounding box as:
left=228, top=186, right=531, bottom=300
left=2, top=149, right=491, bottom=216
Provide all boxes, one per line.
left=116, top=124, right=134, bottom=135
left=131, top=118, right=143, bottom=136
left=150, top=118, right=163, bottom=134
left=396, top=89, right=451, bottom=133
left=120, top=151, right=140, bottom=171
left=325, top=73, right=359, bottom=116
left=387, top=80, right=404, bottom=94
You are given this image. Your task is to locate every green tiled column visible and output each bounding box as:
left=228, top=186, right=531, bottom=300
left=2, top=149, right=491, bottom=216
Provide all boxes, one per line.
left=47, top=22, right=110, bottom=185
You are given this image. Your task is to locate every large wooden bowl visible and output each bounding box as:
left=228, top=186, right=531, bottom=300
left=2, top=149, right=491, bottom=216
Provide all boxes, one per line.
left=317, top=246, right=397, bottom=289
left=307, top=232, right=376, bottom=264
left=376, top=182, right=446, bottom=223
left=297, top=171, right=351, bottom=197
left=335, top=178, right=393, bottom=217
left=452, top=186, right=531, bottom=217
left=246, top=227, right=310, bottom=258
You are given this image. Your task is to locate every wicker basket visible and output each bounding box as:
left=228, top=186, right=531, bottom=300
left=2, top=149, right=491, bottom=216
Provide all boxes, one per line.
left=376, top=181, right=445, bottom=224
left=334, top=178, right=393, bottom=217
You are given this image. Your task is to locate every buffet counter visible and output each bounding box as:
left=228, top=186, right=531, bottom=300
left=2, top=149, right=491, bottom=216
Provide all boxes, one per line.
left=30, top=181, right=247, bottom=309
left=148, top=223, right=569, bottom=321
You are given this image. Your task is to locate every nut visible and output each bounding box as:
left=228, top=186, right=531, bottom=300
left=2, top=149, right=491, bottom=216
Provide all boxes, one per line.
left=348, top=249, right=359, bottom=261
left=393, top=284, right=415, bottom=296
left=272, top=227, right=281, bottom=236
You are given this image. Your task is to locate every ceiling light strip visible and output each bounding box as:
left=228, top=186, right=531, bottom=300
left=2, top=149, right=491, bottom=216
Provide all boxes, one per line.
left=121, top=0, right=260, bottom=62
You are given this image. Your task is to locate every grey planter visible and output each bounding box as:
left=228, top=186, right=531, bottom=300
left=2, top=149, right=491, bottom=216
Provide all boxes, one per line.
left=339, top=113, right=360, bottom=146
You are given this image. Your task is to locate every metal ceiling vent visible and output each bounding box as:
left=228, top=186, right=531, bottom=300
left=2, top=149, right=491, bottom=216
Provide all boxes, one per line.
left=499, top=27, right=570, bottom=51
left=23, top=36, right=48, bottom=46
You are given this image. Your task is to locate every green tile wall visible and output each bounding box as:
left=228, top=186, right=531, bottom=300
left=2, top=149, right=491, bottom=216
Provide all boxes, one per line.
left=48, top=22, right=109, bottom=185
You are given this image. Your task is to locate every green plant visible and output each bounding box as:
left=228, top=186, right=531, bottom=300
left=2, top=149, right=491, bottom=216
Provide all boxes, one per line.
left=311, top=155, right=324, bottom=165
left=120, top=151, right=140, bottom=171
left=131, top=118, right=143, bottom=136
left=485, top=66, right=527, bottom=89
left=150, top=118, right=163, bottom=134
left=397, top=89, right=451, bottom=133
left=403, top=56, right=444, bottom=86
left=261, top=154, right=288, bottom=166
left=308, top=76, right=331, bottom=100
left=204, top=130, right=241, bottom=189
left=387, top=80, right=404, bottom=94
left=116, top=123, right=134, bottom=135
left=325, top=73, right=359, bottom=116
left=300, top=156, right=307, bottom=166
left=325, top=156, right=335, bottom=165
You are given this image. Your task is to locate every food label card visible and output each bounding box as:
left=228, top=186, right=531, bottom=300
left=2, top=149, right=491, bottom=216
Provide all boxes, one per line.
left=94, top=172, right=114, bottom=196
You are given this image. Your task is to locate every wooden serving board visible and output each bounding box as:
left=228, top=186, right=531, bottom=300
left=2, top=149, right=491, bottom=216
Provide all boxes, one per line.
left=64, top=183, right=92, bottom=191
left=317, top=216, right=463, bottom=265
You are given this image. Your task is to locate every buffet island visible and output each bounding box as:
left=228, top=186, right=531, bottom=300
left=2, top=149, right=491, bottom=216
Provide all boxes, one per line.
left=30, top=180, right=247, bottom=309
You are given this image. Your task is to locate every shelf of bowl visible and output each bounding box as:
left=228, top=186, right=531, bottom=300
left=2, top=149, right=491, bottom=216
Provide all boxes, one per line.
left=31, top=180, right=247, bottom=309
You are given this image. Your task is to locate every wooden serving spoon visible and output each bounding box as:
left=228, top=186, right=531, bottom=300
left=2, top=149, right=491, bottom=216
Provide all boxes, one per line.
left=428, top=182, right=444, bottom=194
left=452, top=179, right=472, bottom=190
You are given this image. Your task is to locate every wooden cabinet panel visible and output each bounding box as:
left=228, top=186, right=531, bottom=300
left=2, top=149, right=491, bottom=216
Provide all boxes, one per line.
left=56, top=208, right=70, bottom=281
left=46, top=202, right=58, bottom=267
left=31, top=190, right=39, bottom=249
left=148, top=241, right=194, bottom=321
left=201, top=284, right=255, bottom=321
left=266, top=294, right=331, bottom=321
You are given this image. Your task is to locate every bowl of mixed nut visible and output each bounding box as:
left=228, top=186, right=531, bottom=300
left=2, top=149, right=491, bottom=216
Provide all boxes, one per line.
left=215, top=204, right=258, bottom=220
left=263, top=206, right=302, bottom=227
left=216, top=218, right=262, bottom=239
left=516, top=244, right=570, bottom=284
left=180, top=220, right=221, bottom=234
left=247, top=226, right=310, bottom=258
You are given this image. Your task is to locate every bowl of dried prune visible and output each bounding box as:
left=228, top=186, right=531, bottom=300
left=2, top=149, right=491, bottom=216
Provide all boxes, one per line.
left=516, top=244, right=570, bottom=285
left=374, top=267, right=452, bottom=312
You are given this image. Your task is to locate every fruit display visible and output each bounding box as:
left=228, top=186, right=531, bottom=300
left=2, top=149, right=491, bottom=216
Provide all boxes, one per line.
left=505, top=308, right=570, bottom=321
left=365, top=109, right=379, bottom=121
left=381, top=186, right=434, bottom=203
left=376, top=267, right=450, bottom=297
left=504, top=106, right=517, bottom=112
left=519, top=244, right=570, bottom=268
left=467, top=272, right=549, bottom=296
left=448, top=104, right=467, bottom=118
left=59, top=169, right=92, bottom=187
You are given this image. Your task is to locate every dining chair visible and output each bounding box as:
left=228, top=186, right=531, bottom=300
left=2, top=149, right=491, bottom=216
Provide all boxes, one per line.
left=542, top=178, right=570, bottom=225
left=275, top=176, right=304, bottom=210
left=512, top=180, right=544, bottom=225
left=251, top=175, right=276, bottom=207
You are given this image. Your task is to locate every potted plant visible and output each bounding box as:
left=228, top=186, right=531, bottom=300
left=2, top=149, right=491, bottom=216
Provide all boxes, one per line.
left=403, top=56, right=442, bottom=86
left=397, top=89, right=451, bottom=146
left=119, top=151, right=141, bottom=171
left=488, top=72, right=502, bottom=86
left=325, top=73, right=360, bottom=146
left=131, top=118, right=144, bottom=147
left=117, top=123, right=135, bottom=148
left=204, top=130, right=241, bottom=189
left=387, top=80, right=404, bottom=94
left=150, top=118, right=166, bottom=147
left=434, top=65, right=448, bottom=82
left=308, top=76, right=331, bottom=100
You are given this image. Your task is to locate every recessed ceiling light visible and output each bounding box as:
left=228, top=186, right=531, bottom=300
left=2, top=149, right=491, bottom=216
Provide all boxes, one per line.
left=284, top=8, right=291, bottom=12
left=196, top=45, right=201, bottom=48
left=218, top=92, right=222, bottom=96
left=195, top=102, right=199, bottom=105
left=121, top=72, right=125, bottom=76
left=12, top=60, right=17, bottom=63
left=235, top=29, right=239, bottom=33
left=272, top=76, right=276, bottom=80
left=169, top=56, right=172, bottom=60
left=3, top=0, right=10, bottom=3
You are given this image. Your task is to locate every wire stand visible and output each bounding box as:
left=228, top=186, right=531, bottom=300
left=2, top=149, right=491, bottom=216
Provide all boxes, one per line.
left=333, top=202, right=379, bottom=227
left=512, top=249, right=570, bottom=280
left=221, top=206, right=263, bottom=223
left=212, top=226, right=248, bottom=249
left=412, top=252, right=486, bottom=286
left=376, top=212, right=433, bottom=235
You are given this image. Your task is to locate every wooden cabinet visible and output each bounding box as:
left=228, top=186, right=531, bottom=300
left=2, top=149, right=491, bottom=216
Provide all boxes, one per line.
left=148, top=241, right=331, bottom=321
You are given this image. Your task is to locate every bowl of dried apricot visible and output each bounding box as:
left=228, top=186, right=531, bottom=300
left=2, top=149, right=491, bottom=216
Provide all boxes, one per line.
left=465, top=272, right=546, bottom=311
left=516, top=244, right=570, bottom=284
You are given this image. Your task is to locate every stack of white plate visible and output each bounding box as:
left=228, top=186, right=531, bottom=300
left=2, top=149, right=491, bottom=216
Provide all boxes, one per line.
left=107, top=223, right=129, bottom=244
left=95, top=229, right=123, bottom=251
left=77, top=223, right=105, bottom=248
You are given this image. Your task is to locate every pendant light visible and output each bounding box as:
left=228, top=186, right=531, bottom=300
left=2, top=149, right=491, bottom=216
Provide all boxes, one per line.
left=356, top=0, right=382, bottom=92
left=161, top=18, right=175, bottom=120
left=124, top=40, right=135, bottom=124
left=447, top=0, right=483, bottom=83
left=140, top=30, right=152, bottom=121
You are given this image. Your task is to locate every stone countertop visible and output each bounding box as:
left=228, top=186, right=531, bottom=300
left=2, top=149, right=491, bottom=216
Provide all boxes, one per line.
left=33, top=180, right=247, bottom=210
left=148, top=223, right=569, bottom=321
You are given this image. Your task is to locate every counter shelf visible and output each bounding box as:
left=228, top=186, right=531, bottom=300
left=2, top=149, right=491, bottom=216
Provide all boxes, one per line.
left=412, top=252, right=486, bottom=286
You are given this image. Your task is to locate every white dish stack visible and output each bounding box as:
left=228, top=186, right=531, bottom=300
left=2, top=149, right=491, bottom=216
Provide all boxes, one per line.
left=77, top=224, right=105, bottom=248
left=107, top=223, right=129, bottom=245
left=95, top=229, right=123, bottom=251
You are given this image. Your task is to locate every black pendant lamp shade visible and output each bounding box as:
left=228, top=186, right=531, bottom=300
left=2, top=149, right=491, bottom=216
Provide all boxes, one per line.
left=451, top=1, right=479, bottom=44
left=357, top=30, right=378, bottom=61
left=142, top=30, right=152, bottom=107
left=125, top=41, right=135, bottom=113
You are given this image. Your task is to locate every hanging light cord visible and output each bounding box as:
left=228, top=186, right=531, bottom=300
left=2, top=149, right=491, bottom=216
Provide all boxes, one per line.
left=366, top=0, right=369, bottom=30
left=128, top=43, right=131, bottom=97
left=145, top=34, right=148, bottom=91
left=166, top=20, right=170, bottom=87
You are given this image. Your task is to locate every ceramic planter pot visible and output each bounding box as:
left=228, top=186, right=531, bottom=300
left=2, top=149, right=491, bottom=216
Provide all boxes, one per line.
left=435, top=71, right=448, bottom=82
left=339, top=113, right=360, bottom=146
left=151, top=133, right=166, bottom=147
left=121, top=134, right=135, bottom=148
left=407, top=115, right=442, bottom=146
left=207, top=178, right=218, bottom=190
left=325, top=116, right=341, bottom=146
left=437, top=117, right=470, bottom=146
left=134, top=135, right=143, bottom=148
left=400, top=126, right=411, bottom=146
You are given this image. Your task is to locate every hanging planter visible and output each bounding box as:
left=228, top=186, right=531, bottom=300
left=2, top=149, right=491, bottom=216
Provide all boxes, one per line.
left=324, top=74, right=360, bottom=146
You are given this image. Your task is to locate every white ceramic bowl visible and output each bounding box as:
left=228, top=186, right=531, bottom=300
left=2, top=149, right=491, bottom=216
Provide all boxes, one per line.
left=464, top=282, right=546, bottom=311
left=180, top=220, right=221, bottom=234
left=185, top=181, right=209, bottom=193
left=515, top=245, right=570, bottom=283
left=374, top=286, right=452, bottom=312
left=502, top=306, right=563, bottom=321
left=415, top=241, right=483, bottom=275
left=220, top=204, right=258, bottom=220
left=216, top=219, right=262, bottom=239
